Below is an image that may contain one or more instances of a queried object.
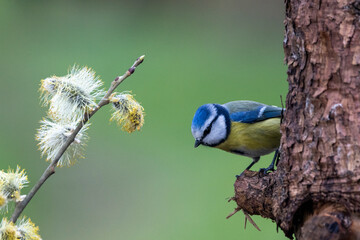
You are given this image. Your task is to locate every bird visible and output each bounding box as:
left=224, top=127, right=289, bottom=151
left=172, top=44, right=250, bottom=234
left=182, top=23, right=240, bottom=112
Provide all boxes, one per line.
left=191, top=100, right=282, bottom=176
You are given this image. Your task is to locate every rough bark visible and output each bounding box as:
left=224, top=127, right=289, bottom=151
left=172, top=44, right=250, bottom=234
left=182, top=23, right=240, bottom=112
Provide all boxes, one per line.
left=232, top=0, right=360, bottom=239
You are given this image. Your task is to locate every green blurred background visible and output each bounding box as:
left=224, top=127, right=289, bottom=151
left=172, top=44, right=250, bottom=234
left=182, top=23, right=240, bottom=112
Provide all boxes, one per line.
left=0, top=0, right=288, bottom=239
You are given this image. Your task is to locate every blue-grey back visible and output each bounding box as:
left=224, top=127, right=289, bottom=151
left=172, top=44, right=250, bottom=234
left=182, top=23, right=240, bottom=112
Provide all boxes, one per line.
left=223, top=101, right=267, bottom=113
left=223, top=101, right=282, bottom=124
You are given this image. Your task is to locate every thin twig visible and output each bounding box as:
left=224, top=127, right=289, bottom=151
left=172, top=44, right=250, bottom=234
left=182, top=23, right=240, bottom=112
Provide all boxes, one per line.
left=243, top=210, right=261, bottom=231
left=226, top=207, right=241, bottom=219
left=226, top=207, right=261, bottom=231
left=10, top=55, right=145, bottom=223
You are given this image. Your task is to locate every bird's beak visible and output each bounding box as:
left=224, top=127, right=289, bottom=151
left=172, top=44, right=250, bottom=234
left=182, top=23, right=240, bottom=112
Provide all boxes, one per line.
left=194, top=139, right=201, bottom=148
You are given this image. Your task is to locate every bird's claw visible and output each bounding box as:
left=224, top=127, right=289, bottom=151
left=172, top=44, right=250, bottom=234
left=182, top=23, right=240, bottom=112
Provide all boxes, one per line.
left=235, top=173, right=243, bottom=179
left=258, top=166, right=275, bottom=176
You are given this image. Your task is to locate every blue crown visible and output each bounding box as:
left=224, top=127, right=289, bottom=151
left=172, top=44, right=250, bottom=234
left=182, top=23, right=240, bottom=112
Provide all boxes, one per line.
left=192, top=105, right=212, bottom=129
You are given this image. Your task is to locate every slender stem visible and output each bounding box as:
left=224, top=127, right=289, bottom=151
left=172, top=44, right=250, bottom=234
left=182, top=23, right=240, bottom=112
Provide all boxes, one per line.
left=10, top=55, right=145, bottom=223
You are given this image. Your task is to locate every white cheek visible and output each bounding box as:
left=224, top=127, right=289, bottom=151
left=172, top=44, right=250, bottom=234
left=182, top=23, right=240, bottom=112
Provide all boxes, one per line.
left=203, top=115, right=227, bottom=145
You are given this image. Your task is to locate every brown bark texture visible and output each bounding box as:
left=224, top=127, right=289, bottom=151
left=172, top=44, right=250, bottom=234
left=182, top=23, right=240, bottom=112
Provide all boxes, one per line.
left=232, top=0, right=360, bottom=239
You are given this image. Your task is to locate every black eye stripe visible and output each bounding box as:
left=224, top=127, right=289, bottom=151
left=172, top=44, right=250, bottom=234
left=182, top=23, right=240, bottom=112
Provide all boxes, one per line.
left=203, top=125, right=211, bottom=136
left=201, top=115, right=220, bottom=139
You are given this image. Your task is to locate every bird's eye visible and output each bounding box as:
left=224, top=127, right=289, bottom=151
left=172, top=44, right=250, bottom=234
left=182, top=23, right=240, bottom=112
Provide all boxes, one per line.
left=203, top=125, right=211, bottom=137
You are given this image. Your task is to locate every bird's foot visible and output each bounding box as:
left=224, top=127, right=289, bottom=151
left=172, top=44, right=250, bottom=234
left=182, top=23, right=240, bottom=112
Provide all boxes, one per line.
left=258, top=149, right=279, bottom=176
left=258, top=166, right=275, bottom=176
left=235, top=173, right=244, bottom=179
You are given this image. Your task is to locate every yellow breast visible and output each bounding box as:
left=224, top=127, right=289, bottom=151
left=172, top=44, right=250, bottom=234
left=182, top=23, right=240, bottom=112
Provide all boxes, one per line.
left=215, top=118, right=281, bottom=156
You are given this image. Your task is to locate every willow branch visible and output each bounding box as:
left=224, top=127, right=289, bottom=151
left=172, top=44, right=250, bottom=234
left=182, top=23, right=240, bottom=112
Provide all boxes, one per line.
left=10, top=55, right=145, bottom=223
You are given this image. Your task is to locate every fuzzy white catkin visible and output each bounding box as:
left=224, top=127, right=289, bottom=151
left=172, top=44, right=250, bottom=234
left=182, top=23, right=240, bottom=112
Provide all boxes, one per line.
left=40, top=66, right=104, bottom=121
left=36, top=119, right=90, bottom=167
left=16, top=217, right=42, bottom=240
left=0, top=166, right=28, bottom=202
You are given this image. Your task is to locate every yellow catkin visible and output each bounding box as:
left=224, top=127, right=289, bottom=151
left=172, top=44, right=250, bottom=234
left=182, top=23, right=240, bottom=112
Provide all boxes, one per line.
left=109, top=93, right=144, bottom=133
left=1, top=219, right=18, bottom=240
left=17, top=217, right=42, bottom=240
left=0, top=194, right=5, bottom=207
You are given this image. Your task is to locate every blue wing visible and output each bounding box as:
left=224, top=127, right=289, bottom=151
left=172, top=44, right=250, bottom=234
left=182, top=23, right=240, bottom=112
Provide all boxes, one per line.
left=230, top=105, right=282, bottom=123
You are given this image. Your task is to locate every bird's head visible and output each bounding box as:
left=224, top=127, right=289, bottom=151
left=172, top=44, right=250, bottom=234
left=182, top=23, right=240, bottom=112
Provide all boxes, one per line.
left=191, top=104, right=231, bottom=148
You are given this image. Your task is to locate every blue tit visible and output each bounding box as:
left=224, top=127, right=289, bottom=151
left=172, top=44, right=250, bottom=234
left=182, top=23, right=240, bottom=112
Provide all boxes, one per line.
left=191, top=100, right=282, bottom=175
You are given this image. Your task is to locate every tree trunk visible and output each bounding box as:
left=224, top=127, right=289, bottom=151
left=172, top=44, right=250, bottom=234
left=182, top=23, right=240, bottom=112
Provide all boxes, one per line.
left=232, top=0, right=360, bottom=239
